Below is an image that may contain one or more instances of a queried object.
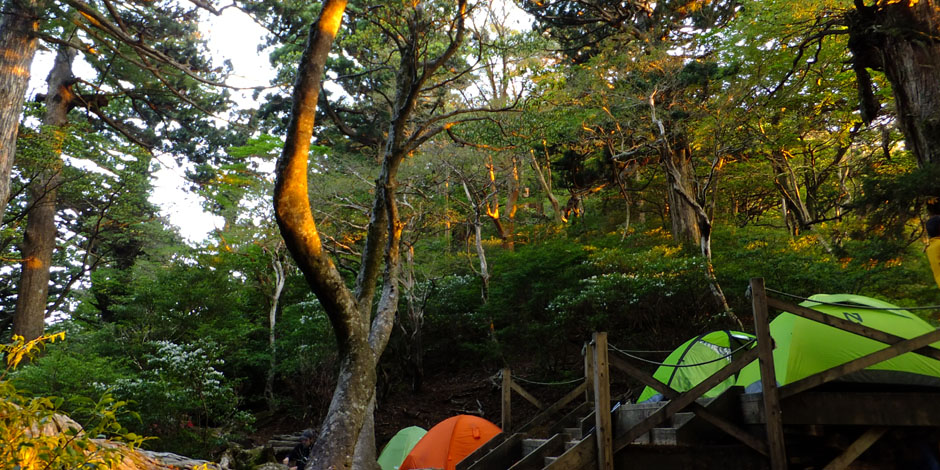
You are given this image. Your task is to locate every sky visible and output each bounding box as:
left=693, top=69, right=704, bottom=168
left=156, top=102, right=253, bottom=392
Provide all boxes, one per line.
left=27, top=6, right=274, bottom=243
left=26, top=1, right=531, bottom=243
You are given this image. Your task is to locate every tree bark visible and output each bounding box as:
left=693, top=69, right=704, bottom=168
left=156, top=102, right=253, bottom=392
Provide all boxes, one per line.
left=13, top=44, right=76, bottom=341
left=663, top=146, right=701, bottom=245
left=264, top=247, right=286, bottom=411
left=274, top=1, right=468, bottom=467
left=272, top=3, right=362, bottom=469
left=528, top=148, right=565, bottom=224
left=847, top=0, right=940, bottom=167
left=0, top=0, right=47, bottom=223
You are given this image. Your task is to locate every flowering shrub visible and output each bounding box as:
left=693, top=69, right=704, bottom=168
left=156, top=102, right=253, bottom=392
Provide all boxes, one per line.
left=111, top=341, right=252, bottom=458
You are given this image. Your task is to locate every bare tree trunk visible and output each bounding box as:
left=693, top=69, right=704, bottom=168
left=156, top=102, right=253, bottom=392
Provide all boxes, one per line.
left=462, top=181, right=490, bottom=302
left=529, top=148, right=565, bottom=224
left=0, top=0, right=47, bottom=222
left=265, top=248, right=286, bottom=411
left=352, top=397, right=380, bottom=470
left=13, top=44, right=76, bottom=341
left=484, top=155, right=519, bottom=251
left=273, top=3, right=366, bottom=469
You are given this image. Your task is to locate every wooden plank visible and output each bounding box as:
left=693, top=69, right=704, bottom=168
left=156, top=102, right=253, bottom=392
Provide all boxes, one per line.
left=752, top=278, right=787, bottom=470
left=503, top=368, right=512, bottom=432
left=593, top=332, right=614, bottom=470
left=779, top=327, right=940, bottom=399
left=584, top=341, right=595, bottom=403
left=517, top=382, right=588, bottom=434
left=460, top=432, right=520, bottom=470
left=510, top=380, right=544, bottom=410
left=688, top=403, right=769, bottom=457
left=608, top=348, right=768, bottom=456
left=609, top=348, right=668, bottom=393
left=612, top=346, right=761, bottom=453
left=767, top=297, right=940, bottom=362
left=507, top=433, right=564, bottom=470
left=823, top=427, right=887, bottom=470
left=544, top=434, right=597, bottom=470
left=742, top=390, right=940, bottom=426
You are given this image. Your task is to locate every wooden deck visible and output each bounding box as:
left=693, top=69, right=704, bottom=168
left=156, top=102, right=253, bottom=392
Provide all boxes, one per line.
left=460, top=278, right=940, bottom=470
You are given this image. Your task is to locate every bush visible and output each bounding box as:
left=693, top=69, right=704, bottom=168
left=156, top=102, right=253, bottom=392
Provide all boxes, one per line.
left=1, top=333, right=146, bottom=469
left=110, top=340, right=253, bottom=458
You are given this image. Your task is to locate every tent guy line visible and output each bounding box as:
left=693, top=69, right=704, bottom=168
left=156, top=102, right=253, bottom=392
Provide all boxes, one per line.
left=765, top=287, right=940, bottom=311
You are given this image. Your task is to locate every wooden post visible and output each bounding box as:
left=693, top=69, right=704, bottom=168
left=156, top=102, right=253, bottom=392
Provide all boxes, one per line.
left=751, top=278, right=787, bottom=470
left=502, top=368, right=512, bottom=432
left=593, top=332, right=614, bottom=470
left=584, top=341, right=595, bottom=404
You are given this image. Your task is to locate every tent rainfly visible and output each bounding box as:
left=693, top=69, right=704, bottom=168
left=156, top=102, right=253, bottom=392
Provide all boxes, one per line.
left=737, top=293, right=940, bottom=391
left=399, top=415, right=500, bottom=470
left=378, top=426, right=427, bottom=470
left=637, top=330, right=756, bottom=403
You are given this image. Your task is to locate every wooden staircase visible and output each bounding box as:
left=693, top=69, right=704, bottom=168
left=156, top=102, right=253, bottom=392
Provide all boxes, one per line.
left=459, top=390, right=753, bottom=470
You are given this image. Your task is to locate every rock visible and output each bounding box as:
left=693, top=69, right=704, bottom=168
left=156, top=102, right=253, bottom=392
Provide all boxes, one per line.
left=252, top=463, right=289, bottom=470
left=219, top=442, right=278, bottom=470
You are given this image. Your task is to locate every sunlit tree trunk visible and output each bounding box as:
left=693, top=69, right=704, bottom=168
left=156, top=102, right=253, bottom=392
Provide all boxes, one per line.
left=275, top=1, right=468, bottom=467
left=484, top=155, right=519, bottom=251
left=13, top=44, right=76, bottom=341
left=651, top=96, right=740, bottom=327
left=0, top=0, right=47, bottom=223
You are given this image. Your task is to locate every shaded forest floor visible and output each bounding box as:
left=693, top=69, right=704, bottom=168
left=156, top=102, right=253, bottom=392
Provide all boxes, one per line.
left=246, top=362, right=594, bottom=450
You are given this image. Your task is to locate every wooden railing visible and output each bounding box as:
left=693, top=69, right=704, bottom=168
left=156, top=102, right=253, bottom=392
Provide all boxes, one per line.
left=495, top=277, right=940, bottom=470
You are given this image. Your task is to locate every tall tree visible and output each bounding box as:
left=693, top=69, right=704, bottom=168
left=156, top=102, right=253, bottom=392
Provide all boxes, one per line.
left=8, top=0, right=237, bottom=340
left=0, top=0, right=48, bottom=222
left=273, top=0, right=526, bottom=466
left=12, top=43, right=76, bottom=340
left=846, top=0, right=940, bottom=167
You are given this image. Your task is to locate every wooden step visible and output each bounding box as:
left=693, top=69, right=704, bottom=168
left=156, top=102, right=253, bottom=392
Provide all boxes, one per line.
left=671, top=412, right=694, bottom=428
left=563, top=427, right=582, bottom=441
left=521, top=438, right=548, bottom=456
left=507, top=434, right=565, bottom=470
left=651, top=427, right=677, bottom=445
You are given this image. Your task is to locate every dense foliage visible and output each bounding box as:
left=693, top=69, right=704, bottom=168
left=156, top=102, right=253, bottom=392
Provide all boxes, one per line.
left=2, top=0, right=940, bottom=463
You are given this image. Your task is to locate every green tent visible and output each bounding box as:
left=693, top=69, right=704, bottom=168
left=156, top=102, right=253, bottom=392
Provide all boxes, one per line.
left=637, top=330, right=756, bottom=403
left=378, top=426, right=427, bottom=470
left=737, top=294, right=940, bottom=391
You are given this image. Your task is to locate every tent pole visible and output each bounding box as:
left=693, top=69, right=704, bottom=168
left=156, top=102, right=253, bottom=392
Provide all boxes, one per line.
left=751, top=278, right=787, bottom=470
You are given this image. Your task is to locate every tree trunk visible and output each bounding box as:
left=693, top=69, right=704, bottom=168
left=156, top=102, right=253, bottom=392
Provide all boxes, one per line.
left=847, top=0, right=940, bottom=167
left=528, top=149, right=565, bottom=224
left=272, top=3, right=363, bottom=469
left=13, top=44, right=76, bottom=341
left=352, top=397, right=380, bottom=470
left=265, top=249, right=286, bottom=411
left=484, top=157, right=518, bottom=251
left=462, top=181, right=490, bottom=302
left=663, top=146, right=700, bottom=245
left=0, top=0, right=47, bottom=222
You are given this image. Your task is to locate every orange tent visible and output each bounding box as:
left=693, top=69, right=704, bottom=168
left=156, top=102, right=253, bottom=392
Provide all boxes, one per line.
left=399, top=415, right=501, bottom=470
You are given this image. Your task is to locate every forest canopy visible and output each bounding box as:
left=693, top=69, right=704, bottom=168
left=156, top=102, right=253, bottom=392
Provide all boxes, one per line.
left=1, top=0, right=939, bottom=466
